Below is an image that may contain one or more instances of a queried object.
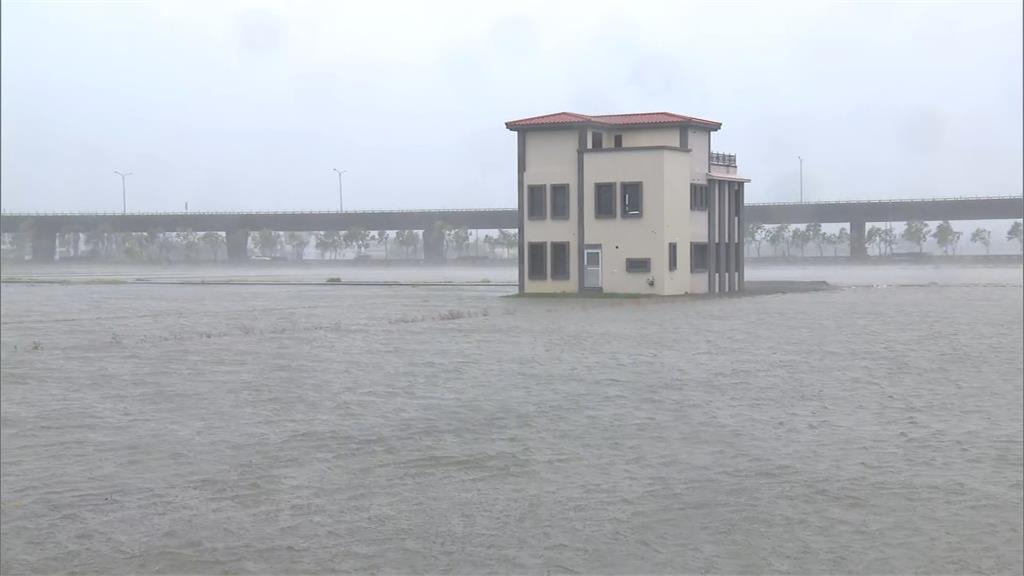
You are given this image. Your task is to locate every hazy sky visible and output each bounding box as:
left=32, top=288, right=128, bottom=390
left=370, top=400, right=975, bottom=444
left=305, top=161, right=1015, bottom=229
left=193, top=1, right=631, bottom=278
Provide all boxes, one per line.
left=2, top=0, right=1021, bottom=212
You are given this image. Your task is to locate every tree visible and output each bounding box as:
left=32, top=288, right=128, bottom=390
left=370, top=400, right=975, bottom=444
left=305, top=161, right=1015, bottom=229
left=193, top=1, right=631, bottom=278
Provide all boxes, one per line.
left=395, top=229, right=420, bottom=258
left=376, top=230, right=390, bottom=260
left=880, top=227, right=897, bottom=256
left=175, top=229, right=199, bottom=260
left=836, top=227, right=850, bottom=256
left=901, top=220, right=931, bottom=253
left=285, top=232, right=310, bottom=261
left=315, top=230, right=341, bottom=259
left=86, top=223, right=115, bottom=259
left=446, top=227, right=470, bottom=257
left=1008, top=221, right=1023, bottom=252
left=343, top=227, right=370, bottom=255
left=200, top=231, right=225, bottom=261
left=789, top=226, right=810, bottom=256
left=767, top=224, right=790, bottom=256
left=745, top=223, right=766, bottom=257
left=804, top=223, right=824, bottom=256
left=483, top=234, right=498, bottom=257
left=866, top=225, right=886, bottom=257
left=932, top=220, right=959, bottom=255
left=122, top=233, right=146, bottom=261
left=253, top=229, right=281, bottom=257
left=970, top=228, right=992, bottom=255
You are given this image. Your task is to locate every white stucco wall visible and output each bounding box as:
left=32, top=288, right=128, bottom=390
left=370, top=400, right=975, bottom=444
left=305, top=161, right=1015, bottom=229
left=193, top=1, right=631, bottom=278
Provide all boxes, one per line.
left=522, top=129, right=579, bottom=293
left=582, top=148, right=697, bottom=295
left=689, top=129, right=711, bottom=183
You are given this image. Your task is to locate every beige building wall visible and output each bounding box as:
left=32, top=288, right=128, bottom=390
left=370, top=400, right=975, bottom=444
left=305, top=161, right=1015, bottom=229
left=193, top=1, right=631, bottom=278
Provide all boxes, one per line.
left=612, top=127, right=679, bottom=148
left=689, top=129, right=710, bottom=183
left=584, top=149, right=678, bottom=295
left=522, top=129, right=579, bottom=293
left=661, top=151, right=692, bottom=295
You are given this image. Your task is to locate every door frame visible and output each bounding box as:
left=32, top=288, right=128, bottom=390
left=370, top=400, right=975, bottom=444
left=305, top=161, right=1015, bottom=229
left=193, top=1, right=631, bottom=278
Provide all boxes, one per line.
left=583, top=243, right=603, bottom=292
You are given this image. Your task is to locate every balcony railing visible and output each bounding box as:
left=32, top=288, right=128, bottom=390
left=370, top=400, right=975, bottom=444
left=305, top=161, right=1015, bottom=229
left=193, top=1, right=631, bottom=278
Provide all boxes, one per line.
left=710, top=152, right=737, bottom=167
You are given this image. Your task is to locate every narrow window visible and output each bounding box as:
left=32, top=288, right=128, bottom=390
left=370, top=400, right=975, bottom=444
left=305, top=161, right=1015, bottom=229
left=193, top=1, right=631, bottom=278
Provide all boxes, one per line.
left=669, top=242, right=678, bottom=271
left=680, top=127, right=689, bottom=149
left=527, top=185, right=546, bottom=220
left=614, top=134, right=623, bottom=148
left=621, top=182, right=643, bottom=217
left=595, top=183, right=616, bottom=218
left=690, top=183, right=708, bottom=211
left=592, top=131, right=603, bottom=149
left=550, top=184, right=570, bottom=220
left=528, top=242, right=547, bottom=280
left=550, top=242, right=570, bottom=279
left=625, top=258, right=651, bottom=273
left=690, top=242, right=708, bottom=272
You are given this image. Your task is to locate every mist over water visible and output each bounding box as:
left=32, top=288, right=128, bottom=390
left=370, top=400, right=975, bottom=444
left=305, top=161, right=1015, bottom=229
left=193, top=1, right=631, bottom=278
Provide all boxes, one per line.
left=2, top=263, right=1021, bottom=574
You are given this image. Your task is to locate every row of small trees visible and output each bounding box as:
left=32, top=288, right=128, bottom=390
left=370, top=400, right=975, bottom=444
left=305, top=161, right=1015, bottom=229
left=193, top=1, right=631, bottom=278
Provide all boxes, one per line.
left=0, top=224, right=522, bottom=262
left=747, top=220, right=1024, bottom=257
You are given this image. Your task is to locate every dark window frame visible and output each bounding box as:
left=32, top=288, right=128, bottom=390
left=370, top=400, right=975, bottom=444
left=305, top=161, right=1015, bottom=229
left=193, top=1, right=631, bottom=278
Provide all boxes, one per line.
left=669, top=242, right=678, bottom=271
left=527, top=242, right=547, bottom=280
left=527, top=185, right=547, bottom=220
left=595, top=182, right=617, bottom=219
left=625, top=258, right=651, bottom=273
left=550, top=241, right=570, bottom=280
left=621, top=181, right=643, bottom=218
left=592, top=131, right=604, bottom=149
left=690, top=242, right=709, bottom=272
left=690, top=183, right=708, bottom=211
left=550, top=183, right=570, bottom=220
left=613, top=134, right=623, bottom=148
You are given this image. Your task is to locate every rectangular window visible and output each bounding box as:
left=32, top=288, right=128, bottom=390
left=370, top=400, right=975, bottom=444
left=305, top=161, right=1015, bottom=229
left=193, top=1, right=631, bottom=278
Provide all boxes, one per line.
left=669, top=242, right=678, bottom=271
left=625, top=258, right=651, bottom=273
left=690, top=183, right=707, bottom=211
left=528, top=242, right=547, bottom=280
left=550, top=242, right=570, bottom=280
left=621, top=182, right=643, bottom=217
left=614, top=134, right=623, bottom=148
left=595, top=183, right=616, bottom=218
left=550, top=184, right=569, bottom=220
left=527, top=185, right=546, bottom=220
left=690, top=242, right=708, bottom=272
left=680, top=127, right=689, bottom=149
left=592, top=131, right=603, bottom=149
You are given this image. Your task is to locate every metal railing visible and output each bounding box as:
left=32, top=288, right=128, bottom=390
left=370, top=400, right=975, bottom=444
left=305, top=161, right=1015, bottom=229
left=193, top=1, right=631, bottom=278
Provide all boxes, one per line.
left=710, top=152, right=737, bottom=166
left=1, top=196, right=1019, bottom=216
left=746, top=195, right=1021, bottom=206
left=0, top=208, right=516, bottom=217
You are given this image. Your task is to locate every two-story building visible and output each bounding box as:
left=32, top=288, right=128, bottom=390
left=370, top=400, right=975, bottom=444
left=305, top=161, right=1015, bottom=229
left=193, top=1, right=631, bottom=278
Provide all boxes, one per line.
left=506, top=111, right=749, bottom=295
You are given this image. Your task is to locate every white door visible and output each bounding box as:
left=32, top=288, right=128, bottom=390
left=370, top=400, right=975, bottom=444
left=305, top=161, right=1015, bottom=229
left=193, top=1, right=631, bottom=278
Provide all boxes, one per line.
left=584, top=248, right=602, bottom=288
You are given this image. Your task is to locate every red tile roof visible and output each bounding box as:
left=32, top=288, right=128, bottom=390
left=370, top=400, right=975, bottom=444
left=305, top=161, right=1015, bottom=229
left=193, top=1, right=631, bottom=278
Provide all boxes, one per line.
left=506, top=111, right=721, bottom=130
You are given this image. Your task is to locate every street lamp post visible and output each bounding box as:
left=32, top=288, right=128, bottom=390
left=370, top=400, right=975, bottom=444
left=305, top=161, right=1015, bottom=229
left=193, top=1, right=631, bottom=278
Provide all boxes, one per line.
left=114, top=170, right=132, bottom=214
left=797, top=156, right=803, bottom=203
left=332, top=168, right=347, bottom=212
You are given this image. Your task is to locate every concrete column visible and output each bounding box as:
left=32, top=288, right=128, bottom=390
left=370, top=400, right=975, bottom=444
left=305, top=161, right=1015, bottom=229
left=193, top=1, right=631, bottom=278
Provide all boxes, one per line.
left=707, top=181, right=717, bottom=294
left=849, top=220, right=868, bottom=259
left=30, top=228, right=57, bottom=262
left=736, top=183, right=745, bottom=292
left=226, top=229, right=249, bottom=262
left=423, top=222, right=446, bottom=264
left=718, top=182, right=728, bottom=293
left=727, top=182, right=736, bottom=292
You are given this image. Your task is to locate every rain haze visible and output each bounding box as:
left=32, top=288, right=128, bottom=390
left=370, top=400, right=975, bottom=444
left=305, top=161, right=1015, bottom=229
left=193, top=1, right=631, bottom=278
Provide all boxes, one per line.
left=1, top=1, right=1023, bottom=575
left=2, top=1, right=1022, bottom=212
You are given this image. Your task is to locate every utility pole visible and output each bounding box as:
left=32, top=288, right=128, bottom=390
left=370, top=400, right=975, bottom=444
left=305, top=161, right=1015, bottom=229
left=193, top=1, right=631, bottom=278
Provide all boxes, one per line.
left=332, top=168, right=347, bottom=212
left=114, top=171, right=132, bottom=214
left=797, top=156, right=803, bottom=203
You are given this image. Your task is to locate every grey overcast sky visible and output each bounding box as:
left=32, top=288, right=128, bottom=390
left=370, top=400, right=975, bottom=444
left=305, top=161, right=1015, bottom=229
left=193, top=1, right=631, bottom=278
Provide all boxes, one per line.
left=1, top=0, right=1021, bottom=212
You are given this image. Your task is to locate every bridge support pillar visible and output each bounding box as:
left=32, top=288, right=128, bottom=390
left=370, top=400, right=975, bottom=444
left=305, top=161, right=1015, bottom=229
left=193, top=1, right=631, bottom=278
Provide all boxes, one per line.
left=30, top=228, right=57, bottom=262
left=423, top=221, right=446, bottom=264
left=226, top=229, right=249, bottom=262
left=850, top=220, right=868, bottom=260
